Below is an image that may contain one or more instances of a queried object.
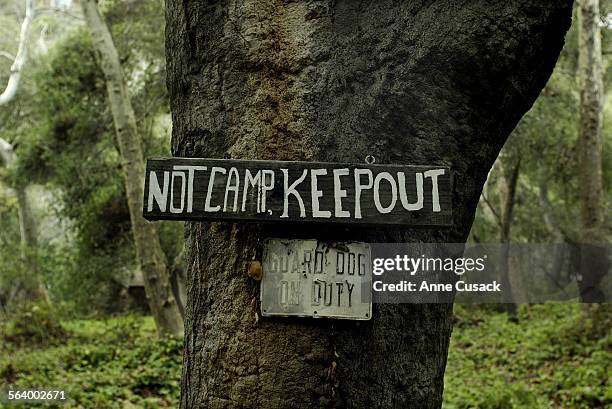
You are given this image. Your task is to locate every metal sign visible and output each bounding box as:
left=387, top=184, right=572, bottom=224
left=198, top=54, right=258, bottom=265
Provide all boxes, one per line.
left=260, top=239, right=372, bottom=320
left=143, top=157, right=452, bottom=226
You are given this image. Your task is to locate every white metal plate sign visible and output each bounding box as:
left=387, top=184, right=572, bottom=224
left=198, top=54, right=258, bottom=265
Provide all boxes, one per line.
left=260, top=239, right=372, bottom=320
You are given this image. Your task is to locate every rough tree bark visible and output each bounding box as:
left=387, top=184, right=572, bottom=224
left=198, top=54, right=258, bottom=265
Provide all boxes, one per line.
left=577, top=0, right=609, bottom=302
left=81, top=0, right=183, bottom=336
left=165, top=1, right=572, bottom=407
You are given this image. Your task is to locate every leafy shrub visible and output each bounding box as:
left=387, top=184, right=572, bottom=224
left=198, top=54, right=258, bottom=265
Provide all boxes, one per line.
left=1, top=302, right=68, bottom=347
left=0, top=315, right=182, bottom=408
left=444, top=303, right=612, bottom=409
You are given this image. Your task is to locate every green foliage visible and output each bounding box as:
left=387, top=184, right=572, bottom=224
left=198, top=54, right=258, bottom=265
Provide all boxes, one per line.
left=0, top=315, right=182, bottom=409
left=471, top=64, right=582, bottom=244
left=2, top=305, right=607, bottom=409
left=0, top=0, right=182, bottom=315
left=0, top=187, right=40, bottom=306
left=38, top=237, right=133, bottom=317
left=444, top=303, right=612, bottom=409
left=471, top=7, right=611, bottom=245
left=1, top=302, right=67, bottom=347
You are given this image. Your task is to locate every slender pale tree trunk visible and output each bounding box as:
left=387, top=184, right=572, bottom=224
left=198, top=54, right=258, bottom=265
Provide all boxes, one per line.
left=577, top=0, right=609, bottom=302
left=0, top=0, right=33, bottom=105
left=81, top=0, right=183, bottom=336
left=165, top=1, right=572, bottom=407
left=0, top=138, right=48, bottom=302
left=0, top=139, right=37, bottom=249
left=0, top=0, right=47, bottom=303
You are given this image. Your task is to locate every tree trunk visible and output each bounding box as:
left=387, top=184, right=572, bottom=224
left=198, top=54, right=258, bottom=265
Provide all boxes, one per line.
left=165, top=1, right=572, bottom=407
left=538, top=173, right=571, bottom=290
left=0, top=0, right=33, bottom=106
left=577, top=0, right=609, bottom=302
left=499, top=157, right=523, bottom=311
left=0, top=139, right=38, bottom=251
left=81, top=0, right=183, bottom=336
left=0, top=137, right=48, bottom=302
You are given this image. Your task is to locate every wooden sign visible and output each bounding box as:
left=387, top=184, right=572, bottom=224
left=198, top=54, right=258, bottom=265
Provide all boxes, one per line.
left=142, top=157, right=452, bottom=226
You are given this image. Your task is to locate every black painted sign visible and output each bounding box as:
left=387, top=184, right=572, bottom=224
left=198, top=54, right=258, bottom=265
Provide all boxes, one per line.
left=143, top=158, right=452, bottom=226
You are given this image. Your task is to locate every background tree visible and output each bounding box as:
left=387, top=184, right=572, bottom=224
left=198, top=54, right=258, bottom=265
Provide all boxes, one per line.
left=0, top=0, right=33, bottom=105
left=479, top=136, right=527, bottom=310
left=470, top=1, right=612, bottom=301
left=165, top=1, right=573, bottom=407
left=0, top=0, right=49, bottom=305
left=577, top=0, right=610, bottom=302
left=81, top=0, right=183, bottom=336
left=0, top=0, right=186, bottom=318
left=0, top=137, right=47, bottom=302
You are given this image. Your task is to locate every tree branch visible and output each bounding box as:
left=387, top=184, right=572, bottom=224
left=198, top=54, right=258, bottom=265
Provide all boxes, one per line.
left=0, top=137, right=16, bottom=167
left=0, top=51, right=16, bottom=61
left=538, top=170, right=564, bottom=240
left=0, top=0, right=34, bottom=106
left=481, top=192, right=503, bottom=228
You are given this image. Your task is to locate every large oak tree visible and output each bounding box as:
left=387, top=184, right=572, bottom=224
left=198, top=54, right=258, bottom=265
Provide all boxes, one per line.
left=164, top=1, right=573, bottom=407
